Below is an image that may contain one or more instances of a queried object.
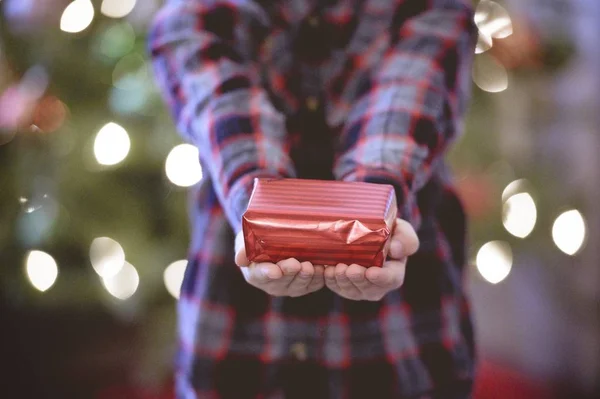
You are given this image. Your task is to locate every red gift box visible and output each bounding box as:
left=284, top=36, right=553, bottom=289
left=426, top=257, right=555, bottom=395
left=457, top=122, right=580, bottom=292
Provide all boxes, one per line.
left=242, top=178, right=397, bottom=267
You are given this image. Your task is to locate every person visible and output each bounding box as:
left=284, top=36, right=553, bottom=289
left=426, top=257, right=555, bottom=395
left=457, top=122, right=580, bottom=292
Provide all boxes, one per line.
left=149, top=0, right=477, bottom=397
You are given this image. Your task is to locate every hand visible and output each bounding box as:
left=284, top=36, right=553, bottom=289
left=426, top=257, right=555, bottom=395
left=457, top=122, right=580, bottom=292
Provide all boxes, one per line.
left=234, top=231, right=325, bottom=297
left=324, top=218, right=419, bottom=301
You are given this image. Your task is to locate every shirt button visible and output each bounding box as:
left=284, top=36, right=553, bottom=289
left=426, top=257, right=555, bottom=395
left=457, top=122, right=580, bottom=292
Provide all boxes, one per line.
left=306, top=96, right=319, bottom=111
left=290, top=342, right=307, bottom=361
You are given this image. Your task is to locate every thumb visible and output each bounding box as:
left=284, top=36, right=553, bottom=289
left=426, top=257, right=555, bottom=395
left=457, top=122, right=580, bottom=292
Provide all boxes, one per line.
left=390, top=218, right=419, bottom=259
left=235, top=231, right=250, bottom=267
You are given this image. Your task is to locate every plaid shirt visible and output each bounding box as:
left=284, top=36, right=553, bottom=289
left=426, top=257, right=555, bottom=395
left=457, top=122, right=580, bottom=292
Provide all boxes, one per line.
left=150, top=0, right=477, bottom=398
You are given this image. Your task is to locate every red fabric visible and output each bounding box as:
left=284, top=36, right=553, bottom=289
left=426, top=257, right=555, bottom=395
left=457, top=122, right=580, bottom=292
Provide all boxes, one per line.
left=474, top=361, right=556, bottom=399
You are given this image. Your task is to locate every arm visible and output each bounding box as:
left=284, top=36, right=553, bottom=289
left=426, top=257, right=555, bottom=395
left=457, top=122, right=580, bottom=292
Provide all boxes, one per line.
left=333, top=0, right=477, bottom=229
left=149, top=0, right=296, bottom=233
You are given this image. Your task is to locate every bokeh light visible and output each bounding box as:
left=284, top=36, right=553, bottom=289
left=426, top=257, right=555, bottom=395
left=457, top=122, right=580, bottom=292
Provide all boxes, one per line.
left=109, top=82, right=149, bottom=116
left=21, top=66, right=50, bottom=99
left=19, top=194, right=49, bottom=214
left=102, top=261, right=139, bottom=300
left=112, top=53, right=148, bottom=90
left=94, top=122, right=131, bottom=166
left=32, top=96, right=68, bottom=133
left=25, top=250, right=58, bottom=292
left=60, top=0, right=95, bottom=34
left=475, top=32, right=493, bottom=54
left=164, top=260, right=187, bottom=299
left=97, top=23, right=136, bottom=60
left=90, top=237, right=126, bottom=278
left=475, top=1, right=513, bottom=40
left=473, top=53, right=508, bottom=93
left=501, top=178, right=527, bottom=202
left=165, top=144, right=203, bottom=187
left=16, top=190, right=60, bottom=247
left=552, top=210, right=586, bottom=256
left=503, top=192, right=537, bottom=238
left=476, top=241, right=513, bottom=284
left=101, top=0, right=137, bottom=19
left=0, top=130, right=16, bottom=146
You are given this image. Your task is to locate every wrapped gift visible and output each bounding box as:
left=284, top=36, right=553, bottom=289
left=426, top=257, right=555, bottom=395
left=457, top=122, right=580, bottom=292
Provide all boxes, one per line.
left=242, top=178, right=397, bottom=267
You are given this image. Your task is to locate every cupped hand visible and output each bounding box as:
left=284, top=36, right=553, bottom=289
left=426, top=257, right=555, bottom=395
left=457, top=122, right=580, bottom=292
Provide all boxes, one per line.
left=324, top=218, right=419, bottom=301
left=234, top=231, right=325, bottom=297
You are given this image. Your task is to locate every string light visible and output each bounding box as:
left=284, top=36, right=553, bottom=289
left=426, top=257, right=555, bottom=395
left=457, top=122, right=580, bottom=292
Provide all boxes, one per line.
left=102, top=261, right=139, bottom=300
left=472, top=53, right=508, bottom=93
left=25, top=250, right=58, bottom=292
left=90, top=237, right=125, bottom=278
left=501, top=179, right=527, bottom=202
left=101, top=0, right=137, bottom=19
left=165, top=144, right=203, bottom=187
left=475, top=32, right=493, bottom=54
left=503, top=192, right=537, bottom=238
left=33, top=96, right=68, bottom=133
left=164, top=260, right=187, bottom=299
left=109, top=82, right=149, bottom=116
left=98, top=23, right=136, bottom=60
left=552, top=210, right=586, bottom=255
left=476, top=241, right=513, bottom=284
left=60, top=0, right=95, bottom=34
left=19, top=194, right=50, bottom=214
left=475, top=1, right=513, bottom=40
left=94, top=122, right=130, bottom=166
left=112, top=53, right=148, bottom=90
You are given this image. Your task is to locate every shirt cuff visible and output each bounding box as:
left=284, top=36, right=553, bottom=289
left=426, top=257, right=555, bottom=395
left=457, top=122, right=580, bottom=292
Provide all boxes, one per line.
left=225, top=168, right=296, bottom=233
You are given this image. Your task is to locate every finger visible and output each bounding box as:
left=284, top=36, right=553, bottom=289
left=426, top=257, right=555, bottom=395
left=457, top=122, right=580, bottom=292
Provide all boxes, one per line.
left=382, top=258, right=407, bottom=273
left=234, top=230, right=244, bottom=253
left=234, top=231, right=249, bottom=267
left=308, top=265, right=325, bottom=292
left=365, top=262, right=404, bottom=289
left=324, top=265, right=341, bottom=292
left=364, top=267, right=394, bottom=288
left=247, top=262, right=283, bottom=286
left=388, top=235, right=403, bottom=261
left=277, top=258, right=302, bottom=285
left=335, top=263, right=361, bottom=297
left=346, top=264, right=370, bottom=291
left=393, top=219, right=419, bottom=257
left=240, top=265, right=251, bottom=281
left=313, top=265, right=325, bottom=278
left=347, top=264, right=388, bottom=301
left=287, top=261, right=314, bottom=292
left=235, top=248, right=250, bottom=267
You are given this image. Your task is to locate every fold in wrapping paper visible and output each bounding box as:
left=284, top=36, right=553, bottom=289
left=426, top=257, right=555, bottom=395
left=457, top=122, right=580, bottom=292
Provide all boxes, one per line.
left=242, top=178, right=397, bottom=267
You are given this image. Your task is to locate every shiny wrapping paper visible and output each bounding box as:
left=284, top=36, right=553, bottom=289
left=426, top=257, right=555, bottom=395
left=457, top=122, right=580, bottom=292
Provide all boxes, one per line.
left=242, top=178, right=397, bottom=267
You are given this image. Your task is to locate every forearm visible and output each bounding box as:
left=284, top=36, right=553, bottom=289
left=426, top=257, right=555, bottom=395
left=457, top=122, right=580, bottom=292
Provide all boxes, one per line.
left=334, top=0, right=477, bottom=228
left=149, top=0, right=295, bottom=232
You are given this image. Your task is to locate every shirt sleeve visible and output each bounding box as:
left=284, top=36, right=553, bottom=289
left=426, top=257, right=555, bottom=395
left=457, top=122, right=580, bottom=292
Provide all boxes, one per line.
left=333, top=0, right=477, bottom=229
left=149, top=0, right=296, bottom=233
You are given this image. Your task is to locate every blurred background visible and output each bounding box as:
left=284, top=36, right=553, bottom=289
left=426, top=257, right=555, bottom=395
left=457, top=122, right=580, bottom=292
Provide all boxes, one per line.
left=0, top=0, right=598, bottom=398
